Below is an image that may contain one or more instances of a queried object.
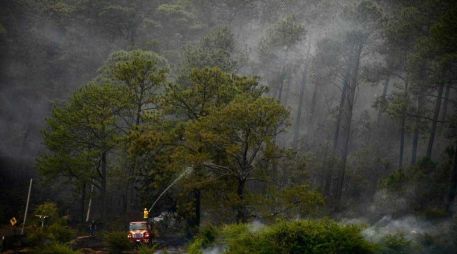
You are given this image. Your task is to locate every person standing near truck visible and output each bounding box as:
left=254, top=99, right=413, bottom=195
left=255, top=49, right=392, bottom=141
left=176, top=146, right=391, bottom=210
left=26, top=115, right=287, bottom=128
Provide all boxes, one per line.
left=89, top=220, right=96, bottom=236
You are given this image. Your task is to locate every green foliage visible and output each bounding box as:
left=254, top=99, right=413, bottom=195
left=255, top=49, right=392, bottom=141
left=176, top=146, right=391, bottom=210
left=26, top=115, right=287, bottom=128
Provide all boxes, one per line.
left=185, top=95, right=288, bottom=165
left=256, top=220, right=374, bottom=254
left=26, top=202, right=76, bottom=246
left=252, top=184, right=325, bottom=221
left=276, top=185, right=325, bottom=216
left=381, top=157, right=450, bottom=215
left=188, top=219, right=375, bottom=254
left=377, top=234, right=412, bottom=254
left=135, top=67, right=267, bottom=224
left=342, top=0, right=382, bottom=29
left=182, top=27, right=240, bottom=74
left=96, top=3, right=144, bottom=43
left=26, top=227, right=52, bottom=247
left=263, top=15, right=305, bottom=49
left=104, top=231, right=132, bottom=254
left=138, top=244, right=159, bottom=254
left=381, top=170, right=406, bottom=191
left=188, top=225, right=219, bottom=254
left=38, top=82, right=127, bottom=175
left=259, top=15, right=305, bottom=58
left=30, top=224, right=76, bottom=245
left=385, top=90, right=411, bottom=121
left=99, top=50, right=168, bottom=89
left=34, top=243, right=80, bottom=254
left=97, top=49, right=169, bottom=126
left=198, top=225, right=219, bottom=248
left=184, top=95, right=288, bottom=222
left=33, top=202, right=59, bottom=224
left=164, top=67, right=265, bottom=118
left=188, top=237, right=205, bottom=254
left=38, top=81, right=131, bottom=220
left=155, top=0, right=202, bottom=42
left=384, top=0, right=457, bottom=86
left=430, top=4, right=457, bottom=55
left=47, top=223, right=76, bottom=243
left=157, top=3, right=200, bottom=29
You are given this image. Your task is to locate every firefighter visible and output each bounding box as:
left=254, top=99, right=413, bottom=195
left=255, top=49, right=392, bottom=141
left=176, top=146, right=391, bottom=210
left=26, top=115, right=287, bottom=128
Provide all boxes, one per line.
left=143, top=208, right=149, bottom=220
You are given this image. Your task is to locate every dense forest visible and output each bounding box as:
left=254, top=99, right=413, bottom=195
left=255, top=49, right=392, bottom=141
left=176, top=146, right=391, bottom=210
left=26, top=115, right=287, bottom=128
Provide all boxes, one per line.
left=1, top=0, right=456, bottom=253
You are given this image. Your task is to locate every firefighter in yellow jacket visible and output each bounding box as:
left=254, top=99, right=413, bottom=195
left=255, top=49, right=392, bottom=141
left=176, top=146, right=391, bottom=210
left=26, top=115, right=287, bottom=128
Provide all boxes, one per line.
left=143, top=208, right=149, bottom=220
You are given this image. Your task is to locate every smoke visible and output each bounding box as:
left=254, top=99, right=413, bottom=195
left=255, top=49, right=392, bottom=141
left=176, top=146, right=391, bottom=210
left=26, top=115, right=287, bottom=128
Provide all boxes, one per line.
left=198, top=220, right=265, bottom=254
left=248, top=220, right=265, bottom=232
left=339, top=215, right=456, bottom=253
left=0, top=0, right=392, bottom=168
left=362, top=215, right=432, bottom=241
left=202, top=245, right=226, bottom=254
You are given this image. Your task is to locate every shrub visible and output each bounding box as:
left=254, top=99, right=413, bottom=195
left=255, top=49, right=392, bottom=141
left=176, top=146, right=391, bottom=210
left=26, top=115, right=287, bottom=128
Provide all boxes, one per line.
left=188, top=237, right=205, bottom=254
left=221, top=224, right=258, bottom=254
left=188, top=219, right=376, bottom=254
left=34, top=243, right=80, bottom=254
left=104, top=231, right=132, bottom=254
left=25, top=201, right=77, bottom=247
left=26, top=227, right=52, bottom=246
left=377, top=234, right=412, bottom=254
left=48, top=223, right=76, bottom=243
left=188, top=224, right=219, bottom=254
left=417, top=232, right=455, bottom=254
left=138, top=244, right=159, bottom=254
left=33, top=202, right=59, bottom=225
left=25, top=221, right=76, bottom=247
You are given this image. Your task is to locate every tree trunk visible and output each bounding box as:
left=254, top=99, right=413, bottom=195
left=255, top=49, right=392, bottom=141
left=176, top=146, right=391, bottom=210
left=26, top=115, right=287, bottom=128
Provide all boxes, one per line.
left=323, top=154, right=334, bottom=198
left=86, top=184, right=94, bottom=222
left=398, top=79, right=409, bottom=169
left=194, top=189, right=201, bottom=227
left=277, top=72, right=286, bottom=102
left=293, top=63, right=308, bottom=147
left=333, top=74, right=349, bottom=152
left=236, top=178, right=247, bottom=223
left=81, top=183, right=86, bottom=223
left=440, top=83, right=451, bottom=123
left=399, top=117, right=406, bottom=169
left=334, top=40, right=363, bottom=208
left=411, top=94, right=422, bottom=165
left=445, top=144, right=457, bottom=213
left=283, top=75, right=291, bottom=106
left=101, top=151, right=107, bottom=219
left=123, top=183, right=129, bottom=214
left=426, top=83, right=445, bottom=159
left=411, top=128, right=419, bottom=165
left=376, top=78, right=390, bottom=123
left=309, top=83, right=318, bottom=123
left=328, top=58, right=351, bottom=201
left=124, top=100, right=143, bottom=213
left=319, top=146, right=330, bottom=191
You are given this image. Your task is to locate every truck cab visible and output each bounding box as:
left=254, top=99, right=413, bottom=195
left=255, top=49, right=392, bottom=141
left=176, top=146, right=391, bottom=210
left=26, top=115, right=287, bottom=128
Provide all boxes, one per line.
left=127, top=221, right=153, bottom=245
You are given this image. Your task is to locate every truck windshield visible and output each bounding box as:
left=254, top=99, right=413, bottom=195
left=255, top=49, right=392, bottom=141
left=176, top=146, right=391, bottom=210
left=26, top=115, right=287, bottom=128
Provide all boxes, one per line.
left=129, top=223, right=147, bottom=230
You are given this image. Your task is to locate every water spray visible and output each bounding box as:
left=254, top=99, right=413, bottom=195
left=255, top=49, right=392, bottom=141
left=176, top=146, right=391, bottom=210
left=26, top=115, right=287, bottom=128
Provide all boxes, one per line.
left=148, top=166, right=193, bottom=212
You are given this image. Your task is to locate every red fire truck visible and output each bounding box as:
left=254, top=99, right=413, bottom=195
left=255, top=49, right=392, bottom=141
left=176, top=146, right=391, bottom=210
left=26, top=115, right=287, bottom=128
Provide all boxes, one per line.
left=127, top=221, right=153, bottom=245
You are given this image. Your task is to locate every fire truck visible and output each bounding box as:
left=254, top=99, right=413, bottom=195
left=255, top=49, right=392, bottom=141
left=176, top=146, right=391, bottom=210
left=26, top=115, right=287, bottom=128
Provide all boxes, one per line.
left=127, top=221, right=153, bottom=245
